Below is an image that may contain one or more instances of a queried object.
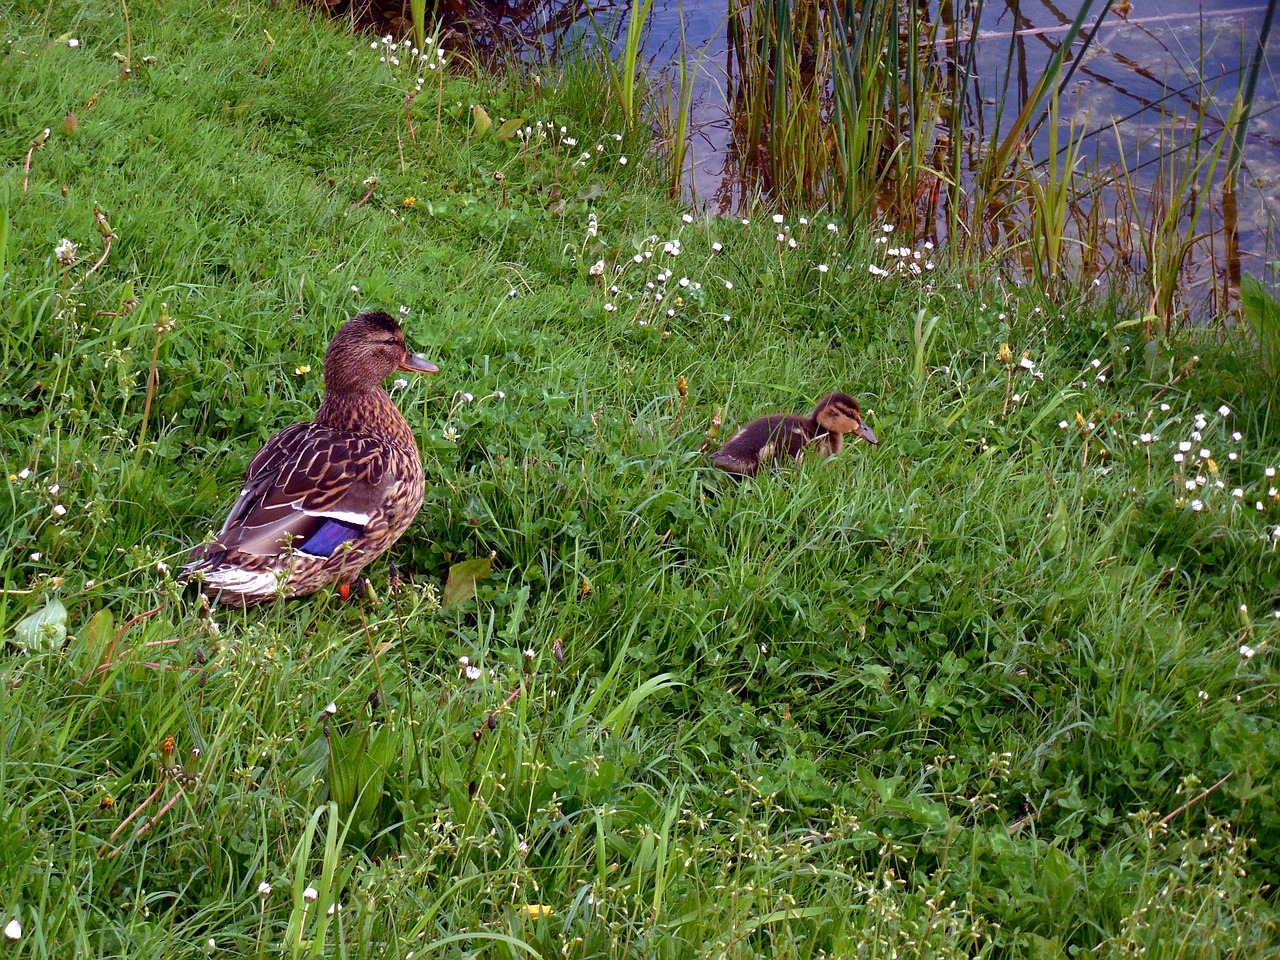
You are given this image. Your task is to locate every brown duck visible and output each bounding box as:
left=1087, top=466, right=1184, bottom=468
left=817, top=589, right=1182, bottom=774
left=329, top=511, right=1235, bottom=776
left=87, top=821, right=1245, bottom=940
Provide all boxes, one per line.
left=710, top=392, right=878, bottom=476
left=185, top=311, right=438, bottom=607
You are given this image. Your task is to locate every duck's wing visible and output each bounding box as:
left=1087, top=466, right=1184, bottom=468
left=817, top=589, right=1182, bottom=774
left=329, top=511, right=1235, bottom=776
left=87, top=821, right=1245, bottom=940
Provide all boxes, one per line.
left=194, top=423, right=391, bottom=561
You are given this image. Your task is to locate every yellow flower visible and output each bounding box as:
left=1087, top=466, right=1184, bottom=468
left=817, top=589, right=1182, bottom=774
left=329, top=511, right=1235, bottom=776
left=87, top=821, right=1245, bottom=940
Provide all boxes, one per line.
left=520, top=905, right=554, bottom=920
left=997, top=342, right=1013, bottom=365
left=402, top=196, right=417, bottom=208
left=1206, top=458, right=1219, bottom=475
left=677, top=375, right=687, bottom=398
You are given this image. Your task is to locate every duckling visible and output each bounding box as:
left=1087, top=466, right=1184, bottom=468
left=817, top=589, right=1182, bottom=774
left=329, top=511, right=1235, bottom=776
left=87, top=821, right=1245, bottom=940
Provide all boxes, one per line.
left=184, top=310, right=438, bottom=607
left=709, top=392, right=878, bottom=476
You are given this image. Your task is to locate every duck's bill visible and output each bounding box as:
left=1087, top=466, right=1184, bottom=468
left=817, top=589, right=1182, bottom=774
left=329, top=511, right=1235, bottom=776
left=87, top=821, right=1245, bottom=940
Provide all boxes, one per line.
left=399, top=354, right=439, bottom=374
left=856, top=422, right=879, bottom=445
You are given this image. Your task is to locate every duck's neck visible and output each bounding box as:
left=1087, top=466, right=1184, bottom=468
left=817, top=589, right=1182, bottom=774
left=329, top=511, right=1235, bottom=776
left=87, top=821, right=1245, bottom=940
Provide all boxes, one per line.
left=316, top=386, right=415, bottom=447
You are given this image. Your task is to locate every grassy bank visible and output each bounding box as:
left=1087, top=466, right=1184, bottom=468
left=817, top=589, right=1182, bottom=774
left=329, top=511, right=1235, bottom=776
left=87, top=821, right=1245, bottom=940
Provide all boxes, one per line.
left=3, top=1, right=1280, bottom=957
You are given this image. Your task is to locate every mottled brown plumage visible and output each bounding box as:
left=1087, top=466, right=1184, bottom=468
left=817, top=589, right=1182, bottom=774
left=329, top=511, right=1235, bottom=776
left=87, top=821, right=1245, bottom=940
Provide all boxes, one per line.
left=710, top=392, right=878, bottom=476
left=185, top=311, right=438, bottom=607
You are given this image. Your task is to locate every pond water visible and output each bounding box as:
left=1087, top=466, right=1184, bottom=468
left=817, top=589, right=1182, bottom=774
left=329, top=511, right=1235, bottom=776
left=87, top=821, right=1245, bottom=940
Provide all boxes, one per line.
left=572, top=0, right=1278, bottom=312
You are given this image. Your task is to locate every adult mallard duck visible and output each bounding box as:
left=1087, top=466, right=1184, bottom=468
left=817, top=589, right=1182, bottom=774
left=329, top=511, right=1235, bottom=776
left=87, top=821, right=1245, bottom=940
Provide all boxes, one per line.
left=710, top=391, right=878, bottom=477
left=184, top=310, right=438, bottom=607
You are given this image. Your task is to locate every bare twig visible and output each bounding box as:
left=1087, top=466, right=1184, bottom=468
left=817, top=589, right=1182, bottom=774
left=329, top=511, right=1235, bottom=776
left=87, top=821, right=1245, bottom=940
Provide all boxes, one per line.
left=1159, top=771, right=1234, bottom=826
left=472, top=685, right=524, bottom=743
left=23, top=128, right=50, bottom=193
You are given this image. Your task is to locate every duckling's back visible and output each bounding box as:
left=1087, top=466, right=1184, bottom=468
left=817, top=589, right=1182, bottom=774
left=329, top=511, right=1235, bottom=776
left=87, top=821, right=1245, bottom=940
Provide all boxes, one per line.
left=710, top=414, right=812, bottom=476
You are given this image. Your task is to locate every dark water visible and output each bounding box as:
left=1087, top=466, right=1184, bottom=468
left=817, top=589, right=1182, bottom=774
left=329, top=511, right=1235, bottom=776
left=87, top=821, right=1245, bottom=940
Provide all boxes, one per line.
left=575, top=0, right=1278, bottom=304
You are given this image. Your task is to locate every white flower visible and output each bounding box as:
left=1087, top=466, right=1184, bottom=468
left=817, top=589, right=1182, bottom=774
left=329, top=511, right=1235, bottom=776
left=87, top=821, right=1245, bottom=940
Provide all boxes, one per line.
left=392, top=378, right=408, bottom=390
left=1179, top=441, right=1192, bottom=452
left=443, top=425, right=459, bottom=442
left=604, top=303, right=616, bottom=312
left=1018, top=357, right=1036, bottom=370
left=461, top=392, right=473, bottom=403
left=205, top=938, right=216, bottom=953
left=775, top=233, right=786, bottom=243
left=1058, top=421, right=1069, bottom=429
left=459, top=655, right=469, bottom=665
left=524, top=648, right=535, bottom=659
left=1267, top=467, right=1276, bottom=478
left=67, top=38, right=80, bottom=47
left=1140, top=433, right=1153, bottom=444
left=711, top=242, right=723, bottom=253
left=303, top=887, right=319, bottom=904
left=1199, top=449, right=1211, bottom=460
left=1218, top=405, right=1231, bottom=417
left=350, top=285, right=360, bottom=293
left=53, top=504, right=67, bottom=517
left=1159, top=403, right=1171, bottom=411
left=1173, top=453, right=1185, bottom=463
left=1190, top=499, right=1204, bottom=511
left=508, top=289, right=518, bottom=298
left=881, top=224, right=893, bottom=232
left=494, top=391, right=505, bottom=399
left=55, top=238, right=78, bottom=265
left=324, top=702, right=337, bottom=715
left=772, top=213, right=784, bottom=224
left=868, top=264, right=889, bottom=277
left=4, top=920, right=20, bottom=941
left=681, top=213, right=693, bottom=224
left=1240, top=644, right=1256, bottom=659
left=589, top=260, right=604, bottom=276
left=618, top=156, right=628, bottom=166
left=465, top=665, right=482, bottom=681
left=827, top=223, right=837, bottom=233
left=818, top=264, right=828, bottom=273
left=724, top=281, right=733, bottom=290
left=258, top=881, right=273, bottom=897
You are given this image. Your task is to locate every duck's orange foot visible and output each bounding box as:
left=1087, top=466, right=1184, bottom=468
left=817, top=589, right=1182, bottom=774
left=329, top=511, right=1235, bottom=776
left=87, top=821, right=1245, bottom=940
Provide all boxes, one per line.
left=338, top=582, right=351, bottom=602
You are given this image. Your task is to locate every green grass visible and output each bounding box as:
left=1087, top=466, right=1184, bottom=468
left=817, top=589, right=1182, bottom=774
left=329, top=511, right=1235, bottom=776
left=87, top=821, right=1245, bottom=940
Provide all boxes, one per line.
left=3, top=1, right=1280, bottom=957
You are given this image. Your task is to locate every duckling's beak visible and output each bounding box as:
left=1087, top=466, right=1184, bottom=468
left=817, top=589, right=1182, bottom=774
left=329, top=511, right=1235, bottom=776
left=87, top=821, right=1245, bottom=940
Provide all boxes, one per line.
left=855, top=420, right=879, bottom=445
left=399, top=353, right=439, bottom=374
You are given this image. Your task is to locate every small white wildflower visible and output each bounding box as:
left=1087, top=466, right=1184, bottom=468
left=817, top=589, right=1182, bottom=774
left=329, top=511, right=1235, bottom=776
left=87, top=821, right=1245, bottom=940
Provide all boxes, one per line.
left=459, top=656, right=469, bottom=666
left=1240, top=644, right=1256, bottom=659
left=772, top=214, right=784, bottom=224
left=53, top=504, right=67, bottom=517
left=1218, top=405, right=1231, bottom=417
left=495, top=391, right=505, bottom=399
left=3, top=920, right=18, bottom=942
left=67, top=38, right=80, bottom=47
left=618, top=156, right=628, bottom=166
left=392, top=378, right=408, bottom=390
left=604, top=303, right=616, bottom=312
left=461, top=392, right=473, bottom=403
left=724, top=281, right=733, bottom=290
left=55, top=237, right=78, bottom=265
left=465, top=665, right=482, bottom=681
left=443, top=425, right=459, bottom=442
left=1160, top=403, right=1171, bottom=411
left=818, top=264, right=829, bottom=273
left=681, top=213, right=693, bottom=224
left=258, top=881, right=273, bottom=897
left=1018, top=357, right=1035, bottom=370
left=30, top=552, right=41, bottom=561
left=1058, top=421, right=1069, bottom=429
left=351, top=285, right=360, bottom=293
left=1190, top=499, right=1204, bottom=511
left=508, top=289, right=518, bottom=298
left=1267, top=467, right=1276, bottom=478
left=1179, top=441, right=1192, bottom=452
left=1140, top=433, right=1153, bottom=444
left=524, top=648, right=535, bottom=659
left=1174, top=453, right=1185, bottom=463
left=881, top=224, right=893, bottom=233
left=324, top=702, right=337, bottom=715
left=827, top=222, right=838, bottom=233
left=303, top=887, right=319, bottom=904
left=869, top=264, right=889, bottom=277
left=589, top=260, right=604, bottom=276
left=711, top=242, right=723, bottom=252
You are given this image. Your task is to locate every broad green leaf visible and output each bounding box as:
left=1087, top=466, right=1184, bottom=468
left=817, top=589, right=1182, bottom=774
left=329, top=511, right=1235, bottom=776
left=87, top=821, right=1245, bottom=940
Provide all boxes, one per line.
left=13, top=598, right=68, bottom=651
left=470, top=104, right=492, bottom=138
left=443, top=556, right=491, bottom=607
left=495, top=116, right=525, bottom=141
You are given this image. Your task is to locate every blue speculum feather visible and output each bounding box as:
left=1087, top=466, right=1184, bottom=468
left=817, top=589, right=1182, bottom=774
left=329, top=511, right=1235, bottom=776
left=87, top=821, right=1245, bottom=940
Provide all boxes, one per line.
left=301, top=518, right=365, bottom=557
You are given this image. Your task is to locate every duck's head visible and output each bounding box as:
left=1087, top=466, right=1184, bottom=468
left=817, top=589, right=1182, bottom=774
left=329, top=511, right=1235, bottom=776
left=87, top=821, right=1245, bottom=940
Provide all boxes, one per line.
left=814, top=392, right=878, bottom=444
left=324, top=310, right=439, bottom=392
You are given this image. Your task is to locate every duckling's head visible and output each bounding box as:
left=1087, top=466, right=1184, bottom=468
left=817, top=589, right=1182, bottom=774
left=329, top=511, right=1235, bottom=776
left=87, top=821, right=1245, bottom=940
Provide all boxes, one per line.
left=323, top=310, right=438, bottom=392
left=814, top=392, right=878, bottom=445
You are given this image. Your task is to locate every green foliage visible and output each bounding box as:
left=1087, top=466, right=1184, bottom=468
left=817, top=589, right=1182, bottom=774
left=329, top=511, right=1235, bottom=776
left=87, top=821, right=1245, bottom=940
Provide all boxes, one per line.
left=1, top=0, right=1279, bottom=957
